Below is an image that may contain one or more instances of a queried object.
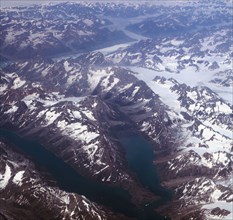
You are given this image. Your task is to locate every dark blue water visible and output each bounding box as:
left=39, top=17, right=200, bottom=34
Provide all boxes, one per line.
left=0, top=129, right=171, bottom=220
left=120, top=136, right=172, bottom=200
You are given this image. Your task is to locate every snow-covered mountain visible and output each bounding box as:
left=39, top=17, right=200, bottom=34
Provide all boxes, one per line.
left=0, top=54, right=173, bottom=204
left=0, top=3, right=133, bottom=59
left=0, top=1, right=232, bottom=220
left=107, top=24, right=232, bottom=103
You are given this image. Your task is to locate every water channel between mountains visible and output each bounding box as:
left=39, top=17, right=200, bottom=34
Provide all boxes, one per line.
left=0, top=129, right=172, bottom=220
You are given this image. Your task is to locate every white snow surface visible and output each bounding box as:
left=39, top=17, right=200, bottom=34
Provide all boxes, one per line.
left=130, top=67, right=230, bottom=102
left=204, top=202, right=233, bottom=220
left=0, top=165, right=11, bottom=190
left=12, top=171, right=25, bottom=186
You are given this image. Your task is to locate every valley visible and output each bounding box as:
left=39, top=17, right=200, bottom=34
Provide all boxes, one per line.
left=0, top=1, right=232, bottom=220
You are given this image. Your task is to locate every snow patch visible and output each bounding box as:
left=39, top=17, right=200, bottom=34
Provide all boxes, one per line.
left=12, top=171, right=25, bottom=186
left=5, top=105, right=18, bottom=114
left=0, top=165, right=11, bottom=190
